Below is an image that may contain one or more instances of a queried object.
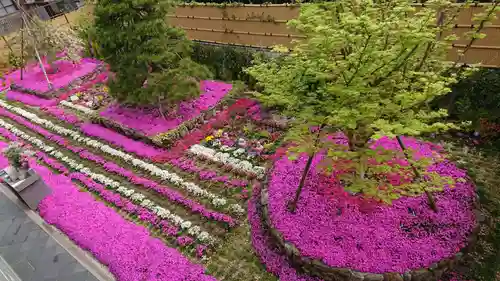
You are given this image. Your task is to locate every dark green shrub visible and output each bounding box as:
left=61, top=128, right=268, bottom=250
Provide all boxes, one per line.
left=93, top=0, right=212, bottom=106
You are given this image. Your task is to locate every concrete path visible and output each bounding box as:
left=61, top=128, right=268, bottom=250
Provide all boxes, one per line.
left=0, top=186, right=115, bottom=281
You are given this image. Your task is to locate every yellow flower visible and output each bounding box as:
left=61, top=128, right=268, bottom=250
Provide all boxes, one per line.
left=205, top=135, right=214, bottom=142
left=215, top=129, right=223, bottom=137
left=97, top=95, right=103, bottom=101
left=103, top=86, right=109, bottom=93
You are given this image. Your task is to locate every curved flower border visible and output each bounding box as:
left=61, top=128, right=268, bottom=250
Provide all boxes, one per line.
left=0, top=99, right=243, bottom=214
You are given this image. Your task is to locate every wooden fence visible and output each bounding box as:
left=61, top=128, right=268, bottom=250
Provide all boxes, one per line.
left=0, top=3, right=499, bottom=68
left=169, top=3, right=500, bottom=68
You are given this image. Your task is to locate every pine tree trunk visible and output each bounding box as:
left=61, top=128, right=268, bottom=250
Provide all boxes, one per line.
left=288, top=152, right=315, bottom=213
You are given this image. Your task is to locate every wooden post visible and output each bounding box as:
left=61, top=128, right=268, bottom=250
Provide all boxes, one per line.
left=1, top=36, right=13, bottom=53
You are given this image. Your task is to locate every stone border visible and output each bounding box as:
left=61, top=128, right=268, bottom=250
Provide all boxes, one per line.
left=259, top=169, right=482, bottom=281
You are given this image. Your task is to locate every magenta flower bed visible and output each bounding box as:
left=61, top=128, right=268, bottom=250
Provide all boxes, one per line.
left=249, top=182, right=320, bottom=281
left=100, top=81, right=232, bottom=136
left=5, top=59, right=99, bottom=93
left=267, top=137, right=476, bottom=273
left=0, top=140, right=216, bottom=281
left=80, top=123, right=167, bottom=159
left=6, top=91, right=58, bottom=107
left=41, top=106, right=81, bottom=125
left=35, top=163, right=216, bottom=281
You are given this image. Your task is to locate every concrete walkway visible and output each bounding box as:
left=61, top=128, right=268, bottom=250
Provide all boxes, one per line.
left=0, top=186, right=115, bottom=281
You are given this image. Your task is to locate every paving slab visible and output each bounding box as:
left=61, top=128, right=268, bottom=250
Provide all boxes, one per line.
left=0, top=186, right=114, bottom=281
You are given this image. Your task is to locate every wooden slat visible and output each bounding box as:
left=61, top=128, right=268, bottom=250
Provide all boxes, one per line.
left=174, top=5, right=300, bottom=20
left=171, top=4, right=500, bottom=67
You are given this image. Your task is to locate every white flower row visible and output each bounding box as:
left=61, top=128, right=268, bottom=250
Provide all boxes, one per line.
left=213, top=141, right=258, bottom=161
left=189, top=144, right=266, bottom=179
left=60, top=100, right=95, bottom=115
left=0, top=118, right=216, bottom=244
left=0, top=100, right=243, bottom=214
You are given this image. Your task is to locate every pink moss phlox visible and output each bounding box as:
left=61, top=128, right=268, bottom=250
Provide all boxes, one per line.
left=103, top=162, right=237, bottom=227
left=41, top=106, right=81, bottom=125
left=31, top=163, right=217, bottom=280
left=100, top=81, right=232, bottom=136
left=248, top=182, right=322, bottom=281
left=176, top=236, right=194, bottom=247
left=5, top=59, right=99, bottom=93
left=170, top=157, right=248, bottom=188
left=0, top=107, right=237, bottom=227
left=0, top=140, right=216, bottom=281
left=196, top=245, right=208, bottom=258
left=267, top=137, right=476, bottom=273
left=0, top=127, right=18, bottom=141
left=80, top=123, right=167, bottom=159
left=6, top=91, right=58, bottom=107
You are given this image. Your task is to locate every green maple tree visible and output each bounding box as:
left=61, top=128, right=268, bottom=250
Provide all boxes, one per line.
left=247, top=0, right=498, bottom=212
left=93, top=0, right=212, bottom=107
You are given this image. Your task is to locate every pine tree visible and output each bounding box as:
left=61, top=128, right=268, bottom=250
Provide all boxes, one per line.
left=93, top=0, right=212, bottom=106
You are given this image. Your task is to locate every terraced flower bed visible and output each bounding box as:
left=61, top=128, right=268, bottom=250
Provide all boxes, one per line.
left=0, top=73, right=288, bottom=280
left=100, top=81, right=233, bottom=136
left=0, top=57, right=489, bottom=281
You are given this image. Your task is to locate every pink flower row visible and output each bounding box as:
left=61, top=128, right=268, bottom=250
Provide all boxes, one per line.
left=170, top=157, right=248, bottom=188
left=0, top=107, right=237, bottom=227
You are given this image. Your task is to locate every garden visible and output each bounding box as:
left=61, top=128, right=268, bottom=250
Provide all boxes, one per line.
left=0, top=0, right=498, bottom=281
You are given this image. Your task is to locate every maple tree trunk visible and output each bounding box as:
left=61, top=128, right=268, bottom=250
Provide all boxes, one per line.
left=288, top=153, right=315, bottom=213
left=288, top=124, right=325, bottom=213
left=396, top=136, right=438, bottom=212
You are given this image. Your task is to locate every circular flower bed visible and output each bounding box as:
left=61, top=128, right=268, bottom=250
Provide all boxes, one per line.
left=261, top=137, right=479, bottom=280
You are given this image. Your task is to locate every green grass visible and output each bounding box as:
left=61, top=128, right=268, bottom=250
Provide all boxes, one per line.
left=443, top=141, right=500, bottom=281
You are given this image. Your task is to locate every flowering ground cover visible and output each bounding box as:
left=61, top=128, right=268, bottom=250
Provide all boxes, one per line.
left=265, top=136, right=477, bottom=274
left=5, top=58, right=101, bottom=96
left=5, top=90, right=58, bottom=107
left=99, top=81, right=232, bottom=136
left=0, top=100, right=281, bottom=280
left=0, top=61, right=484, bottom=280
left=0, top=140, right=217, bottom=281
